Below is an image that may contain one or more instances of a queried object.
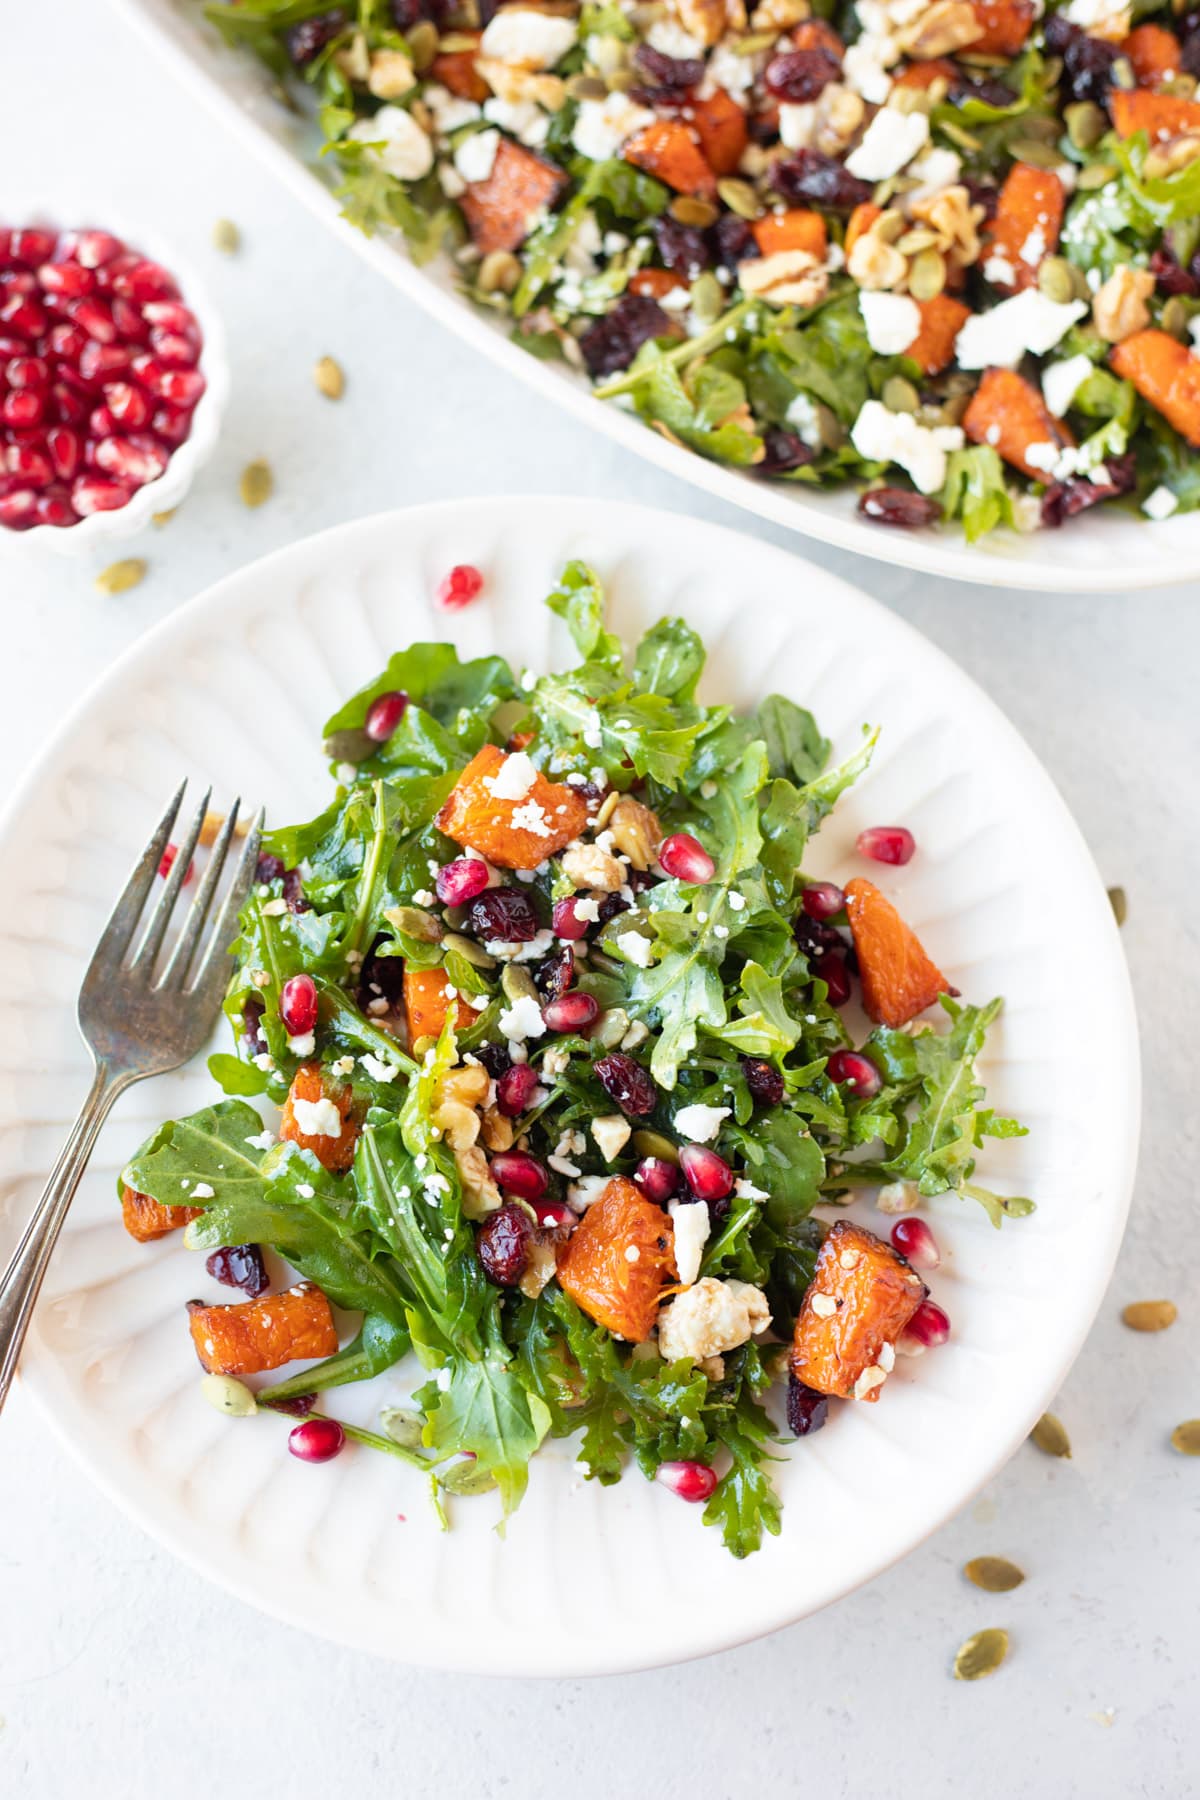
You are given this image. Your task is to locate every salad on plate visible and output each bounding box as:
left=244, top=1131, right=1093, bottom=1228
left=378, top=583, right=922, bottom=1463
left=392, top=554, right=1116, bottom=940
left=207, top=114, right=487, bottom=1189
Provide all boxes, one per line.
left=205, top=0, right=1200, bottom=537
left=121, top=561, right=1028, bottom=1556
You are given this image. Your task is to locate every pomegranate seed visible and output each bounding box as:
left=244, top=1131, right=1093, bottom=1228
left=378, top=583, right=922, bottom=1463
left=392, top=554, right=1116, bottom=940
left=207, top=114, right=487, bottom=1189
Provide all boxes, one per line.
left=205, top=1243, right=269, bottom=1297
left=488, top=1151, right=548, bottom=1202
left=594, top=1051, right=657, bottom=1116
left=856, top=825, right=916, bottom=866
left=94, top=433, right=167, bottom=485
left=130, top=351, right=168, bottom=393
left=542, top=991, right=599, bottom=1033
left=535, top=1199, right=576, bottom=1231
left=103, top=381, right=150, bottom=428
left=0, top=293, right=47, bottom=338
left=151, top=403, right=192, bottom=447
left=679, top=1143, right=734, bottom=1201
left=817, top=951, right=852, bottom=1007
left=435, top=856, right=490, bottom=906
left=279, top=972, right=319, bottom=1037
left=476, top=1201, right=534, bottom=1285
left=0, top=334, right=26, bottom=356
left=364, top=689, right=408, bottom=742
left=436, top=563, right=484, bottom=609
left=78, top=339, right=131, bottom=384
left=157, top=366, right=205, bottom=407
left=900, top=1298, right=950, bottom=1352
left=8, top=228, right=57, bottom=267
left=657, top=832, right=715, bottom=884
left=552, top=895, right=592, bottom=940
left=787, top=1375, right=829, bottom=1436
left=50, top=381, right=86, bottom=425
left=71, top=230, right=124, bottom=269
left=33, top=492, right=78, bottom=527
left=288, top=1418, right=345, bottom=1463
left=88, top=405, right=117, bottom=439
left=802, top=881, right=846, bottom=920
left=114, top=258, right=179, bottom=305
left=5, top=442, right=52, bottom=486
left=825, top=1048, right=881, bottom=1097
left=48, top=320, right=87, bottom=363
left=71, top=296, right=118, bottom=343
left=0, top=270, right=37, bottom=295
left=149, top=328, right=199, bottom=369
left=158, top=843, right=195, bottom=884
left=891, top=1216, right=940, bottom=1270
left=111, top=297, right=150, bottom=344
left=495, top=1062, right=541, bottom=1117
left=1, top=389, right=45, bottom=428
left=5, top=354, right=49, bottom=388
left=740, top=1056, right=784, bottom=1106
left=37, top=260, right=95, bottom=299
left=654, top=1460, right=718, bottom=1503
left=634, top=1156, right=678, bottom=1203
left=0, top=489, right=36, bottom=529
left=143, top=299, right=199, bottom=336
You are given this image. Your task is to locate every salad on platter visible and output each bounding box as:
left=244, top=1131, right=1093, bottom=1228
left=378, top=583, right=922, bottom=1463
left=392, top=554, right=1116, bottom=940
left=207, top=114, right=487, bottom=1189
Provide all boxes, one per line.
left=205, top=0, right=1200, bottom=537
left=121, top=561, right=1028, bottom=1555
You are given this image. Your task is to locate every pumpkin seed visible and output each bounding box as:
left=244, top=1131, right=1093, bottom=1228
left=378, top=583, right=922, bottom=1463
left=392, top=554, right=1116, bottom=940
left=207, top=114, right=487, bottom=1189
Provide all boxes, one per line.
left=406, top=19, right=438, bottom=69
left=437, top=29, right=479, bottom=49
left=1107, top=884, right=1128, bottom=923
left=816, top=402, right=845, bottom=451
left=908, top=246, right=947, bottom=300
left=479, top=250, right=522, bottom=294
left=380, top=1405, right=425, bottom=1448
left=964, top=1556, right=1025, bottom=1593
left=1164, top=71, right=1198, bottom=97
left=1160, top=296, right=1191, bottom=341
left=500, top=963, right=538, bottom=1004
left=412, top=1034, right=436, bottom=1057
left=1007, top=138, right=1066, bottom=170
left=1065, top=100, right=1106, bottom=150
left=895, top=227, right=940, bottom=255
left=440, top=1459, right=498, bottom=1495
left=212, top=217, right=241, bottom=254
left=1171, top=1420, right=1200, bottom=1455
left=883, top=375, right=920, bottom=414
left=324, top=726, right=373, bottom=764
left=632, top=1128, right=679, bottom=1164
left=440, top=930, right=495, bottom=966
left=1122, top=1299, right=1177, bottom=1332
left=671, top=193, right=720, bottom=227
left=239, top=458, right=273, bottom=508
left=1030, top=1411, right=1071, bottom=1458
left=385, top=904, right=444, bottom=944
left=1037, top=255, right=1076, bottom=305
left=716, top=178, right=762, bottom=221
left=733, top=28, right=779, bottom=52
left=939, top=390, right=971, bottom=425
left=1068, top=262, right=1093, bottom=302
left=94, top=558, right=147, bottom=596
left=313, top=354, right=345, bottom=400
left=954, top=1628, right=1009, bottom=1680
left=890, top=84, right=935, bottom=115
left=200, top=1374, right=257, bottom=1417
left=939, top=119, right=983, bottom=151
left=1077, top=162, right=1117, bottom=190
left=151, top=509, right=176, bottom=527
left=567, top=72, right=608, bottom=100
left=605, top=66, right=636, bottom=91
left=594, top=1006, right=631, bottom=1048
left=690, top=270, right=725, bottom=325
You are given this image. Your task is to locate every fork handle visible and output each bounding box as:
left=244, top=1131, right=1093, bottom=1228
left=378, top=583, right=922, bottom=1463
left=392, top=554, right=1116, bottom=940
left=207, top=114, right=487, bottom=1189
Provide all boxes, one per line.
left=0, top=1059, right=131, bottom=1415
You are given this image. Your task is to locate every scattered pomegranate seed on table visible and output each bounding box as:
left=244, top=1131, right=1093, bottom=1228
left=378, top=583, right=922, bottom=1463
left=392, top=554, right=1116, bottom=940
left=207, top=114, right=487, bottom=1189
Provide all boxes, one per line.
left=287, top=1417, right=345, bottom=1463
left=900, top=1298, right=951, bottom=1353
left=891, top=1216, right=941, bottom=1270
left=654, top=1460, right=718, bottom=1503
left=856, top=825, right=916, bottom=866
left=436, top=563, right=484, bottom=610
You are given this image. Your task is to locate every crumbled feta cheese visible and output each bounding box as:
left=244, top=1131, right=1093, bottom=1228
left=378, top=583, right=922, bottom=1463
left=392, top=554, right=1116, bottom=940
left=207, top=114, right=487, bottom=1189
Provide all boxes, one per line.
left=359, top=1053, right=399, bottom=1083
left=591, top=1114, right=632, bottom=1161
left=410, top=887, right=434, bottom=907
left=286, top=1032, right=315, bottom=1057
left=296, top=1183, right=315, bottom=1200
left=1042, top=352, right=1094, bottom=418
left=291, top=1096, right=345, bottom=1138
left=850, top=400, right=964, bottom=495
left=486, top=926, right=556, bottom=962
left=673, top=1101, right=731, bottom=1143
left=733, top=1177, right=769, bottom=1201
left=1143, top=484, right=1179, bottom=520
left=842, top=36, right=895, bottom=104
left=252, top=1052, right=275, bottom=1072
left=573, top=92, right=655, bottom=162
left=331, top=1055, right=356, bottom=1077
left=785, top=390, right=822, bottom=446
left=647, top=18, right=706, bottom=56
left=779, top=102, right=816, bottom=150
left=615, top=928, right=653, bottom=968
left=191, top=1182, right=215, bottom=1200
left=657, top=1278, right=771, bottom=1364
left=548, top=1153, right=582, bottom=1177
left=810, top=1292, right=837, bottom=1318
left=845, top=105, right=927, bottom=179
left=568, top=1175, right=611, bottom=1209
left=510, top=799, right=551, bottom=837
left=260, top=898, right=287, bottom=917
left=876, top=1179, right=919, bottom=1214
left=480, top=8, right=577, bottom=67
left=1019, top=224, right=1046, bottom=267
left=439, top=164, right=467, bottom=199
left=983, top=252, right=1017, bottom=287
left=482, top=96, right=550, bottom=146
left=586, top=32, right=627, bottom=77
left=245, top=1130, right=276, bottom=1152
left=573, top=895, right=601, bottom=923
left=954, top=290, right=1087, bottom=370
left=498, top=993, right=547, bottom=1042
left=483, top=749, right=538, bottom=802
left=905, top=146, right=962, bottom=201
left=424, top=83, right=481, bottom=134
left=454, top=127, right=500, bottom=185
left=346, top=104, right=434, bottom=181
left=668, top=1199, right=711, bottom=1286
left=1065, top=0, right=1131, bottom=37
left=859, top=290, right=921, bottom=356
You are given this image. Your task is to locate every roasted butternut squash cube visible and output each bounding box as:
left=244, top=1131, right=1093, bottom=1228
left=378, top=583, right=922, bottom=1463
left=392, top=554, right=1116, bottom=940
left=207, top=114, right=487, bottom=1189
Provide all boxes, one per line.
left=844, top=878, right=951, bottom=1028
left=279, top=1063, right=360, bottom=1173
left=1122, top=22, right=1182, bottom=86
left=983, top=163, right=1065, bottom=294
left=1109, top=87, right=1200, bottom=140
left=431, top=33, right=489, bottom=101
left=121, top=1183, right=201, bottom=1243
left=188, top=1281, right=339, bottom=1376
left=623, top=119, right=718, bottom=198
left=688, top=88, right=748, bottom=176
left=903, top=294, right=971, bottom=376
left=968, top=0, right=1035, bottom=55
left=435, top=743, right=588, bottom=869
left=555, top=1177, right=676, bottom=1343
left=1111, top=328, right=1200, bottom=447
left=403, top=964, right=464, bottom=1046
left=752, top=208, right=828, bottom=260
left=962, top=366, right=1074, bottom=480
left=791, top=1220, right=927, bottom=1401
left=458, top=137, right=568, bottom=254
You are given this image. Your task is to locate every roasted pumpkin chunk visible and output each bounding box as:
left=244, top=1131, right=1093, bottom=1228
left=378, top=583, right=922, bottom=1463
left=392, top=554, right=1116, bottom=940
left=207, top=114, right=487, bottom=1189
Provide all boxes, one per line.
left=436, top=743, right=588, bottom=869
left=121, top=1183, right=201, bottom=1243
left=962, top=366, right=1073, bottom=481
left=279, top=1063, right=360, bottom=1173
left=403, top=965, right=464, bottom=1047
left=188, top=1281, right=339, bottom=1376
left=844, top=877, right=951, bottom=1028
left=791, top=1220, right=927, bottom=1401
left=458, top=137, right=568, bottom=255
left=555, top=1176, right=676, bottom=1342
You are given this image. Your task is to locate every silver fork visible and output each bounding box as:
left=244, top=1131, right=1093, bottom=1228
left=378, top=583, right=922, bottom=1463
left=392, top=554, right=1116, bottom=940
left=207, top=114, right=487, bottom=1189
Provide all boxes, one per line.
left=0, top=784, right=262, bottom=1414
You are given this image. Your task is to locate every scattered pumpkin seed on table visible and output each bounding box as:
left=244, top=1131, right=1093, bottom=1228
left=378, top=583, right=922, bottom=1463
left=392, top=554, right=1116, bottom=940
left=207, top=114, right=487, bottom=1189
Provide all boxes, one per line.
left=151, top=509, right=176, bottom=528
left=313, top=355, right=345, bottom=400
left=964, top=1556, right=1026, bottom=1593
left=1170, top=1420, right=1200, bottom=1455
left=94, top=558, right=146, bottom=596
left=1108, top=885, right=1127, bottom=925
left=212, top=218, right=240, bottom=254
left=1122, top=1299, right=1177, bottom=1332
left=1030, top=1412, right=1072, bottom=1458
left=954, top=1628, right=1010, bottom=1681
left=240, top=459, right=273, bottom=507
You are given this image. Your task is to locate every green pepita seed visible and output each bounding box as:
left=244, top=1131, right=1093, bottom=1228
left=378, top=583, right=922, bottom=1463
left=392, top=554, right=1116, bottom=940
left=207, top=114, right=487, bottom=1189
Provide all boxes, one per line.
left=908, top=247, right=947, bottom=301
left=1076, top=162, right=1117, bottom=190
left=593, top=1006, right=631, bottom=1049
left=939, top=120, right=983, bottom=152
left=212, top=217, right=241, bottom=254
left=1122, top=1299, right=1177, bottom=1332
left=567, top=72, right=609, bottom=100
left=1007, top=138, right=1065, bottom=170
left=440, top=1459, right=499, bottom=1495
left=325, top=726, right=374, bottom=765
left=1065, top=100, right=1106, bottom=150
left=95, top=558, right=147, bottom=596
left=895, top=227, right=940, bottom=255
left=1160, top=297, right=1191, bottom=341
left=816, top=401, right=845, bottom=451
left=440, top=929, right=495, bottom=966
left=200, top=1374, right=257, bottom=1417
left=1107, top=884, right=1128, bottom=924
left=479, top=250, right=522, bottom=295
left=313, top=355, right=345, bottom=400
left=500, top=963, right=538, bottom=1005
left=690, top=270, right=725, bottom=326
left=239, top=458, right=273, bottom=508
left=1171, top=1419, right=1200, bottom=1454
left=1037, top=255, right=1076, bottom=305
left=437, top=30, right=479, bottom=50
left=671, top=194, right=720, bottom=227
left=732, top=28, right=778, bottom=52
left=716, top=178, right=763, bottom=221
left=954, top=1628, right=1010, bottom=1681
left=632, top=1128, right=679, bottom=1164
left=1030, top=1412, right=1071, bottom=1458
left=604, top=66, right=635, bottom=91
left=151, top=509, right=176, bottom=527
left=883, top=375, right=920, bottom=414
left=380, top=1405, right=426, bottom=1448
left=385, top=904, right=444, bottom=944
left=964, top=1556, right=1025, bottom=1593
left=406, top=19, right=438, bottom=69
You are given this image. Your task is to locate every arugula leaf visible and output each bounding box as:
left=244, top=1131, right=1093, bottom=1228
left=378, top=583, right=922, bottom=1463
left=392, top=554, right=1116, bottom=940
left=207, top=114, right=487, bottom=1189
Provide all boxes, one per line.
left=423, top=1307, right=553, bottom=1517
left=756, top=694, right=830, bottom=784
left=632, top=616, right=705, bottom=702
left=705, top=962, right=805, bottom=1059
left=941, top=447, right=1017, bottom=544
left=702, top=1393, right=783, bottom=1558
left=546, top=560, right=623, bottom=668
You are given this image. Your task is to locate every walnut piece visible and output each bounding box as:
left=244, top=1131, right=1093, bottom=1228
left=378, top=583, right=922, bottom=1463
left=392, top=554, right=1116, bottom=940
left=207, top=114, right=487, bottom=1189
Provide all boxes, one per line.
left=456, top=1145, right=502, bottom=1218
left=607, top=797, right=662, bottom=870
left=1092, top=265, right=1155, bottom=342
left=909, top=183, right=983, bottom=271
left=739, top=249, right=829, bottom=307
left=477, top=57, right=565, bottom=108
left=814, top=83, right=865, bottom=157
left=368, top=48, right=416, bottom=98
left=898, top=0, right=983, bottom=57
left=751, top=0, right=811, bottom=25
left=670, top=0, right=745, bottom=45
left=848, top=217, right=909, bottom=291
left=561, top=841, right=625, bottom=891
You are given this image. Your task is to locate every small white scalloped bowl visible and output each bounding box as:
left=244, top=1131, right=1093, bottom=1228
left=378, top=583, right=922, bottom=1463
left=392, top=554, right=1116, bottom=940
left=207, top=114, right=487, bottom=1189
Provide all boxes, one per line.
left=0, top=206, right=228, bottom=557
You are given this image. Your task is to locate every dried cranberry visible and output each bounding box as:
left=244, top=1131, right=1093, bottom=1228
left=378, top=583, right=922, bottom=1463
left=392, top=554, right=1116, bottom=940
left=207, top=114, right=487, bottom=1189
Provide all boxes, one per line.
left=243, top=996, right=267, bottom=1054
left=475, top=1042, right=513, bottom=1080
left=760, top=427, right=816, bottom=475
left=774, top=149, right=871, bottom=212
left=858, top=487, right=942, bottom=528
left=949, top=71, right=1015, bottom=107
left=710, top=213, right=758, bottom=269
left=262, top=1392, right=317, bottom=1416
left=794, top=912, right=844, bottom=962
left=205, top=1243, right=269, bottom=1297
left=596, top=891, right=631, bottom=926
left=741, top=1056, right=784, bottom=1106
left=256, top=852, right=285, bottom=884
left=817, top=951, right=852, bottom=1008
left=468, top=886, right=539, bottom=943
left=1045, top=14, right=1121, bottom=104
left=358, top=936, right=406, bottom=1008
left=1041, top=453, right=1136, bottom=527
left=787, top=1374, right=829, bottom=1436
left=1149, top=246, right=1200, bottom=298
left=579, top=294, right=672, bottom=380
left=635, top=43, right=705, bottom=87
left=594, top=1051, right=657, bottom=1116
left=282, top=867, right=308, bottom=913
left=961, top=176, right=999, bottom=220
left=477, top=1202, right=533, bottom=1287
left=764, top=46, right=841, bottom=101
left=1182, top=22, right=1200, bottom=77
left=654, top=215, right=712, bottom=275
left=286, top=7, right=346, bottom=64
left=534, top=943, right=576, bottom=1003
left=389, top=0, right=422, bottom=23
left=496, top=1061, right=541, bottom=1117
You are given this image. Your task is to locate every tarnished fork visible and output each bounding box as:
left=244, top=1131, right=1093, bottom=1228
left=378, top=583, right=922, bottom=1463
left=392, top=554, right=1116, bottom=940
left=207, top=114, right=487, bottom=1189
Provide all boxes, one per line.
left=0, top=784, right=262, bottom=1413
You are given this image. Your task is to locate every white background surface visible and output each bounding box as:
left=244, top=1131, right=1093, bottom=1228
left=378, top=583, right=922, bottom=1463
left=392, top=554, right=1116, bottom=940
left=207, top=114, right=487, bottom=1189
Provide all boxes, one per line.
left=1, top=7, right=1197, bottom=1797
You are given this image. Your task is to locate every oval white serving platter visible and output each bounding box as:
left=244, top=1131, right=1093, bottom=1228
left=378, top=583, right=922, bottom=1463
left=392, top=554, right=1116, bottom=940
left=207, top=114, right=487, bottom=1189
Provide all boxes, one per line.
left=112, top=0, right=1200, bottom=593
left=4, top=498, right=1138, bottom=1673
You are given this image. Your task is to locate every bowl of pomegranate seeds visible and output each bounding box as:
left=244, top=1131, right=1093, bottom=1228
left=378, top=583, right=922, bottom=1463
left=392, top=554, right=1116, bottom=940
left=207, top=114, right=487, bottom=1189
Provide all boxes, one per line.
left=0, top=218, right=227, bottom=550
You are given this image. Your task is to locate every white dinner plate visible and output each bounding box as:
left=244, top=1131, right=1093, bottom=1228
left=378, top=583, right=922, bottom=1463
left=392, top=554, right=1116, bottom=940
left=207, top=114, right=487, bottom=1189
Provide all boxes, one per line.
left=4, top=498, right=1138, bottom=1673
left=113, top=0, right=1199, bottom=592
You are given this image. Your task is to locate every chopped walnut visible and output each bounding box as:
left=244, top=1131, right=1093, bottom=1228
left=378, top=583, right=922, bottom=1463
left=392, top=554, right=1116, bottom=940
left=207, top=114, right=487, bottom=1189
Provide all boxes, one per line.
left=519, top=1237, right=559, bottom=1299
left=456, top=1145, right=502, bottom=1219
left=909, top=182, right=984, bottom=272
left=477, top=58, right=565, bottom=109
left=367, top=48, right=416, bottom=98
left=480, top=1105, right=516, bottom=1153
left=607, top=796, right=663, bottom=870
left=814, top=83, right=865, bottom=157
left=436, top=1062, right=490, bottom=1108
left=739, top=249, right=829, bottom=307
left=432, top=1098, right=481, bottom=1152
left=1092, top=265, right=1155, bottom=343
left=848, top=216, right=909, bottom=291
left=670, top=0, right=745, bottom=46
left=561, top=841, right=625, bottom=890
left=1145, top=133, right=1200, bottom=179
left=751, top=0, right=810, bottom=25
left=898, top=0, right=983, bottom=57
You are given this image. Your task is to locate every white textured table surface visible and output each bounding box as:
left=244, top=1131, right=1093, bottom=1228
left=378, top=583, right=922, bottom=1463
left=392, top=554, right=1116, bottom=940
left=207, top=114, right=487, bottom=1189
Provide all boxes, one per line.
left=3, top=9, right=1198, bottom=1797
